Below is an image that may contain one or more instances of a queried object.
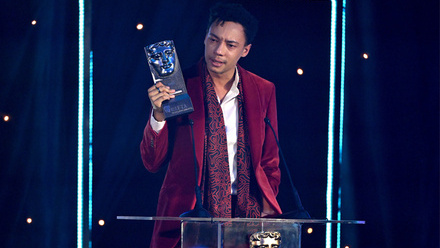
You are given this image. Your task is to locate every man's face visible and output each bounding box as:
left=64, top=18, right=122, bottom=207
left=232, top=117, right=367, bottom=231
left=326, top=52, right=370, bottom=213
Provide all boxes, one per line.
left=204, top=21, right=251, bottom=78
left=148, top=43, right=175, bottom=76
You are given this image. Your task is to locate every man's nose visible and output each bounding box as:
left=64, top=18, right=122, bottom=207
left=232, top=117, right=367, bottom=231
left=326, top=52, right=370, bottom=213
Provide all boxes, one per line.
left=214, top=42, right=225, bottom=56
left=161, top=54, right=169, bottom=63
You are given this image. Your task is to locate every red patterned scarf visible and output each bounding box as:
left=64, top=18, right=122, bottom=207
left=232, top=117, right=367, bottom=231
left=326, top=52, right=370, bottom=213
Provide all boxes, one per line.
left=201, top=64, right=261, bottom=218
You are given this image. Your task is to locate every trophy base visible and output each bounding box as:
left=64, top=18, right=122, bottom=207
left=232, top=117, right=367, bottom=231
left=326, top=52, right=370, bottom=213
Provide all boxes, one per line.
left=163, top=94, right=194, bottom=119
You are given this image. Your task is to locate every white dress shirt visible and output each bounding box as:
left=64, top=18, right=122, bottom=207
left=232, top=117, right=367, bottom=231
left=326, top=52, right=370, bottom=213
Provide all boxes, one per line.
left=150, top=68, right=240, bottom=194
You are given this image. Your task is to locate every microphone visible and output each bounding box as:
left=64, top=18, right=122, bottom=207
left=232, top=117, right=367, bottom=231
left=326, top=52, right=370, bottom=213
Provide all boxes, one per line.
left=180, top=119, right=212, bottom=218
left=264, top=117, right=311, bottom=219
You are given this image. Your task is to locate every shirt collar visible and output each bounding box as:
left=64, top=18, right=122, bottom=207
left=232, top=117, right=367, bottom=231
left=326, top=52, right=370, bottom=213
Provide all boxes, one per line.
left=217, top=67, right=240, bottom=104
left=229, top=67, right=240, bottom=97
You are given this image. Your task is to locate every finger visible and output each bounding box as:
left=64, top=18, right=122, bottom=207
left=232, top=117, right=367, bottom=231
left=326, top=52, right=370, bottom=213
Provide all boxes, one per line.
left=155, top=82, right=176, bottom=92
left=148, top=84, right=160, bottom=94
left=149, top=87, right=176, bottom=99
left=151, top=94, right=175, bottom=110
left=150, top=89, right=176, bottom=102
left=148, top=86, right=161, bottom=93
left=148, top=82, right=165, bottom=93
left=155, top=82, right=165, bottom=88
left=157, top=85, right=176, bottom=95
left=151, top=91, right=175, bottom=103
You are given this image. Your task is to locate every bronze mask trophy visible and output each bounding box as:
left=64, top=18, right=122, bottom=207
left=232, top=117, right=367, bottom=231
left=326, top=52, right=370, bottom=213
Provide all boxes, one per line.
left=249, top=231, right=281, bottom=248
left=145, top=40, right=194, bottom=119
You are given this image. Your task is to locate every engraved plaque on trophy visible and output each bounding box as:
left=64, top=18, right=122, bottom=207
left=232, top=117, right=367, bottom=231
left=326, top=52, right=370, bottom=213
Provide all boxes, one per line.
left=144, top=40, right=194, bottom=119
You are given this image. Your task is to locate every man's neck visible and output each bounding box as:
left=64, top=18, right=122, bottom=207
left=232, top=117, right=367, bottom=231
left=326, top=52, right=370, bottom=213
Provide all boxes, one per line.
left=209, top=70, right=236, bottom=102
left=210, top=69, right=234, bottom=86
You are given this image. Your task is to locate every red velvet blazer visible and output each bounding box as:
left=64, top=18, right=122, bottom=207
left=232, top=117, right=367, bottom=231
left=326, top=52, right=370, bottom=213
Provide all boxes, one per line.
left=140, top=61, right=282, bottom=248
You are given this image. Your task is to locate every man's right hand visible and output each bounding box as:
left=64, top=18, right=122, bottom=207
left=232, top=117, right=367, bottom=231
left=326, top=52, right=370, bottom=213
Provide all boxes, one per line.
left=148, top=82, right=176, bottom=122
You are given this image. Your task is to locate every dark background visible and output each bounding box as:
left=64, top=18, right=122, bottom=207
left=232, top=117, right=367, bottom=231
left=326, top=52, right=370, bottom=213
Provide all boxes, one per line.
left=0, top=0, right=438, bottom=247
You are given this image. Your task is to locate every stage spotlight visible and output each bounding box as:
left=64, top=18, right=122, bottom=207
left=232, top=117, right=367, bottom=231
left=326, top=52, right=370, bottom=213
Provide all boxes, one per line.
left=297, top=68, right=304, bottom=75
left=3, top=115, right=9, bottom=122
left=307, top=227, right=313, bottom=234
left=31, top=20, right=37, bottom=25
left=98, top=219, right=105, bottom=226
left=136, top=23, right=143, bottom=30
left=362, top=53, right=369, bottom=59
left=27, top=218, right=32, bottom=224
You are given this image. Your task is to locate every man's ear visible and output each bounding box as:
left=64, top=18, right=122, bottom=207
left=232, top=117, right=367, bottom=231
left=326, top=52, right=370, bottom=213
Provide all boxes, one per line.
left=241, top=44, right=252, bottom=58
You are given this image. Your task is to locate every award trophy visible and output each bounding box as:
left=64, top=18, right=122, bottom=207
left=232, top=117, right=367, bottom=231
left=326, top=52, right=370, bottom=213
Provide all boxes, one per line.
left=250, top=231, right=281, bottom=248
left=144, top=40, right=194, bottom=119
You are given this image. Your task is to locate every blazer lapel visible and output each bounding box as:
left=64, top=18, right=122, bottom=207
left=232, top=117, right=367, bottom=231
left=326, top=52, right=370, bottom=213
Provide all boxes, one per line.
left=239, top=66, right=263, bottom=170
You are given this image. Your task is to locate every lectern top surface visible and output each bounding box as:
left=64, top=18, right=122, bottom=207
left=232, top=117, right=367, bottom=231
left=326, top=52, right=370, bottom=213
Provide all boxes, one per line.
left=116, top=216, right=365, bottom=225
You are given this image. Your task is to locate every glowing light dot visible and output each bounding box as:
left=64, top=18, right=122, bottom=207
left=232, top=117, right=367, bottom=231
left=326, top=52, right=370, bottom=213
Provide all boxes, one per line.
left=98, top=219, right=105, bottom=226
left=345, top=246, right=350, bottom=248
left=307, top=227, right=313, bottom=234
left=31, top=20, right=37, bottom=25
left=136, top=23, right=143, bottom=30
left=27, top=218, right=32, bottom=224
left=4, top=115, right=9, bottom=121
left=297, top=68, right=304, bottom=75
left=363, top=53, right=369, bottom=59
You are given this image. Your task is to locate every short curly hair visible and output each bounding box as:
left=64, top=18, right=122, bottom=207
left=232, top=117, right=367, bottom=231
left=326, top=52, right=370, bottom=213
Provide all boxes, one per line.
left=207, top=2, right=259, bottom=45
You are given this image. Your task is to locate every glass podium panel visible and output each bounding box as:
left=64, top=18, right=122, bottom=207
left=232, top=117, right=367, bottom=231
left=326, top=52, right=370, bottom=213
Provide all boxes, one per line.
left=182, top=220, right=300, bottom=248
left=117, top=216, right=365, bottom=248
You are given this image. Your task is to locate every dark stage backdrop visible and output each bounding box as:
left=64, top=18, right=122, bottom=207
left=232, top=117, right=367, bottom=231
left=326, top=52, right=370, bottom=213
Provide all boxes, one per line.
left=0, top=0, right=79, bottom=247
left=0, top=0, right=438, bottom=248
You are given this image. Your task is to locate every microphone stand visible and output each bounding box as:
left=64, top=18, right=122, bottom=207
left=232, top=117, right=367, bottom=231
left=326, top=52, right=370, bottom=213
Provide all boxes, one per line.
left=180, top=119, right=212, bottom=218
left=265, top=118, right=311, bottom=219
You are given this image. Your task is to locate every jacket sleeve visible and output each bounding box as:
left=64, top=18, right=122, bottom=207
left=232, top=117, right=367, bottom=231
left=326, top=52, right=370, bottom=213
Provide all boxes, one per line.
left=140, top=111, right=170, bottom=173
left=261, top=84, right=281, bottom=196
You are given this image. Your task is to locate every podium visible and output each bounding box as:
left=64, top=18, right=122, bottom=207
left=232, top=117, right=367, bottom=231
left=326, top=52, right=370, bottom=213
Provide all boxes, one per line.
left=117, top=216, right=365, bottom=248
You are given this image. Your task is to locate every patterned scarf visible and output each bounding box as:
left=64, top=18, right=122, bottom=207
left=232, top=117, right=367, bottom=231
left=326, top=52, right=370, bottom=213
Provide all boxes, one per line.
left=201, top=64, right=261, bottom=218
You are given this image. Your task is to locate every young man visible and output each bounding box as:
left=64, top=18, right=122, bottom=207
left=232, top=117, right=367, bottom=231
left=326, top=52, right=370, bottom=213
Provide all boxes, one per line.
left=141, top=3, right=282, bottom=247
